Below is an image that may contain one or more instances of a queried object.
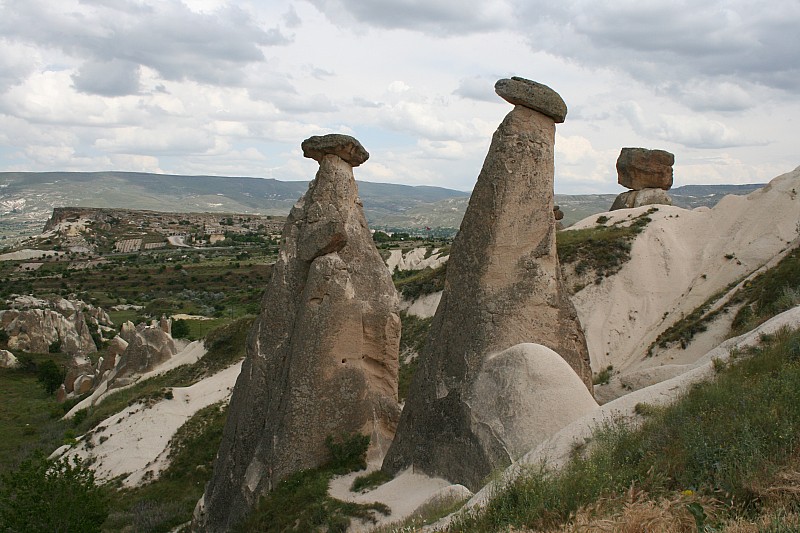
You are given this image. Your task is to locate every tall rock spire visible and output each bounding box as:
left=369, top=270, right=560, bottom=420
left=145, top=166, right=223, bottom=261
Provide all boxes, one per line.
left=194, top=134, right=401, bottom=531
left=382, top=77, right=593, bottom=490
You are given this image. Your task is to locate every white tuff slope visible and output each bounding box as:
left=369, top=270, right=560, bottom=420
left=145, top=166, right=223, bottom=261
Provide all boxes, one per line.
left=570, top=166, right=800, bottom=374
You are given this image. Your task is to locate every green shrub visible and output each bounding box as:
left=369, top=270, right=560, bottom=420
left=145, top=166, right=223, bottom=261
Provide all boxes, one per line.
left=36, top=359, right=64, bottom=395
left=0, top=452, right=109, bottom=533
left=592, top=365, right=614, bottom=385
left=239, top=433, right=389, bottom=532
left=171, top=318, right=190, bottom=339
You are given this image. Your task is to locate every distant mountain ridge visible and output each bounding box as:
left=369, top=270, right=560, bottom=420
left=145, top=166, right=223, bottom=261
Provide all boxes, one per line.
left=0, top=171, right=764, bottom=241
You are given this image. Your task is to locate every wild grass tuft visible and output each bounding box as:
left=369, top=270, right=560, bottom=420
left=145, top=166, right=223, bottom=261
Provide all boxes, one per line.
left=592, top=365, right=614, bottom=385
left=351, top=469, right=393, bottom=493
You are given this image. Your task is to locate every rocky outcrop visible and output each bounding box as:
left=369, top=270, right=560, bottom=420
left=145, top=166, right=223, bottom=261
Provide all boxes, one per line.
left=610, top=188, right=673, bottom=210
left=99, top=335, right=128, bottom=375
left=0, top=350, right=19, bottom=369
left=385, top=247, right=448, bottom=273
left=0, top=297, right=112, bottom=355
left=0, top=309, right=96, bottom=354
left=115, top=320, right=177, bottom=377
left=195, top=134, right=401, bottom=532
left=382, top=77, right=593, bottom=491
left=611, top=148, right=675, bottom=211
left=56, top=321, right=182, bottom=404
left=64, top=356, right=95, bottom=394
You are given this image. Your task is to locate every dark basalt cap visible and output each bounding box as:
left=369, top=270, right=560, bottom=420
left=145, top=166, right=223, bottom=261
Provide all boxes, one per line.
left=301, top=134, right=369, bottom=167
left=495, top=76, right=568, bottom=123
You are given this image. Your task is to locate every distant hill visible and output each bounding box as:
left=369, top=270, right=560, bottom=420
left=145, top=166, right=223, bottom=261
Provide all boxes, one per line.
left=0, top=171, right=765, bottom=241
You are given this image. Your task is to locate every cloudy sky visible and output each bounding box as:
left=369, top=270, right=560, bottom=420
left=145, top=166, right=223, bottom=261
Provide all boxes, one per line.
left=1, top=0, right=798, bottom=193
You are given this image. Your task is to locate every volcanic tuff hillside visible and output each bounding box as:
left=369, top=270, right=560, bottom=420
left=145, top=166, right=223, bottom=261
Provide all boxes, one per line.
left=0, top=168, right=797, bottom=532
left=0, top=171, right=763, bottom=242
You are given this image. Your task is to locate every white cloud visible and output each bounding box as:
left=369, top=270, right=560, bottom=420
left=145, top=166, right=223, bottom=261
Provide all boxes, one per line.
left=305, top=0, right=514, bottom=34
left=453, top=76, right=497, bottom=102
left=72, top=59, right=141, bottom=96
left=619, top=101, right=762, bottom=149
left=94, top=127, right=216, bottom=154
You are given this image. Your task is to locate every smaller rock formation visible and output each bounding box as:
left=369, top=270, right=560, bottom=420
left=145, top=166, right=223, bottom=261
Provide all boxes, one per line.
left=99, top=336, right=128, bottom=375
left=64, top=356, right=95, bottom=394
left=56, top=319, right=178, bottom=404
left=114, top=320, right=176, bottom=378
left=611, top=148, right=675, bottom=210
left=0, top=349, right=19, bottom=369
left=554, top=205, right=565, bottom=230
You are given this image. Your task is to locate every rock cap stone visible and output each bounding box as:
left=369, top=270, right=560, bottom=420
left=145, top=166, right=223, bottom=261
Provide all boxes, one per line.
left=616, top=147, right=674, bottom=190
left=301, top=134, right=369, bottom=167
left=495, top=77, right=568, bottom=123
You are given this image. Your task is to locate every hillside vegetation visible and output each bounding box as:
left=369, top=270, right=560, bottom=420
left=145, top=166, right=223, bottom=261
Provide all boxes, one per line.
left=453, top=327, right=800, bottom=531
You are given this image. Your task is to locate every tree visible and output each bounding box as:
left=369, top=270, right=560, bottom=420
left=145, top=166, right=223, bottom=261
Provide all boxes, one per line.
left=37, top=360, right=64, bottom=395
left=372, top=231, right=390, bottom=243
left=0, top=452, right=109, bottom=532
left=172, top=318, right=190, bottom=339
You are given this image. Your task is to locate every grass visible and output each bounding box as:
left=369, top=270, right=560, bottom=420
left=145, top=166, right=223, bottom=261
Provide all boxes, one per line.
left=647, top=280, right=741, bottom=356
left=393, top=264, right=447, bottom=300
left=372, top=490, right=470, bottom=532
left=237, top=434, right=390, bottom=533
left=451, top=327, right=800, bottom=532
left=649, top=245, right=800, bottom=355
left=730, top=246, right=800, bottom=335
left=557, top=208, right=657, bottom=285
left=101, top=401, right=228, bottom=533
left=0, top=352, right=71, bottom=475
left=351, top=469, right=393, bottom=493
left=106, top=308, right=139, bottom=326
left=183, top=317, right=229, bottom=341
left=398, top=313, right=432, bottom=401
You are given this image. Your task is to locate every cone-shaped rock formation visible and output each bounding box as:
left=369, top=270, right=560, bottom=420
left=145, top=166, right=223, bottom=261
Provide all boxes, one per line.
left=194, top=134, right=401, bottom=531
left=382, top=77, right=593, bottom=490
